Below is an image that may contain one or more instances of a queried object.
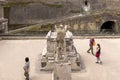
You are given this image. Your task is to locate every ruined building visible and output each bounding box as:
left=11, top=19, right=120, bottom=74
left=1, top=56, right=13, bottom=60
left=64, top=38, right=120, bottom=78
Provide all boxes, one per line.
left=0, top=0, right=8, bottom=33
left=3, top=0, right=120, bottom=34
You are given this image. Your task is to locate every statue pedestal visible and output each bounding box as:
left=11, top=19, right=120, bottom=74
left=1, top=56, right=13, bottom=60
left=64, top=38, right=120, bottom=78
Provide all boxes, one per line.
left=53, top=62, right=71, bottom=80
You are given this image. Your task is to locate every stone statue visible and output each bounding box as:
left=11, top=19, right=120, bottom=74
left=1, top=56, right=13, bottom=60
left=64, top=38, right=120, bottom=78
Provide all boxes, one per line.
left=56, top=24, right=66, bottom=60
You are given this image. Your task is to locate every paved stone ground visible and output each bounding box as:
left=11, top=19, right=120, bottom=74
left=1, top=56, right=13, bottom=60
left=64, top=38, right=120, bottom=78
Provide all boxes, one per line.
left=0, top=39, right=120, bottom=80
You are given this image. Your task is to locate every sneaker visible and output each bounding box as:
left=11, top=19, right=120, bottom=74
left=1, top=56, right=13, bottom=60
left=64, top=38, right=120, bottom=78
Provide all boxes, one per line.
left=87, top=51, right=90, bottom=53
left=100, top=62, right=102, bottom=64
left=96, top=62, right=99, bottom=64
left=25, top=78, right=29, bottom=80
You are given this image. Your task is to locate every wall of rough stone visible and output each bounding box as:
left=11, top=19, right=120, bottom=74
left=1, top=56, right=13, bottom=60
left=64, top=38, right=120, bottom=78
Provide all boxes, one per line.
left=0, top=5, right=3, bottom=18
left=0, top=3, right=8, bottom=33
left=5, top=0, right=120, bottom=25
left=8, top=3, right=70, bottom=24
left=56, top=12, right=120, bottom=34
left=106, top=0, right=120, bottom=10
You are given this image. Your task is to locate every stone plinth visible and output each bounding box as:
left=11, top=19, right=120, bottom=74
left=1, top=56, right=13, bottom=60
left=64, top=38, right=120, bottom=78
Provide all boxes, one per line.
left=53, top=62, right=71, bottom=80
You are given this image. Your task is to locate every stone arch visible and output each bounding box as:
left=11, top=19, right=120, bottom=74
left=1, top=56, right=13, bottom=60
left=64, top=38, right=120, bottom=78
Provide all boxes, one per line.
left=85, top=0, right=88, bottom=6
left=100, top=21, right=115, bottom=33
left=82, top=0, right=91, bottom=12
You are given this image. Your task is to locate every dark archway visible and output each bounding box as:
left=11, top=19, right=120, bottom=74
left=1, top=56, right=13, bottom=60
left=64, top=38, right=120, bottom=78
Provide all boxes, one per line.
left=100, top=21, right=115, bottom=33
left=85, top=0, right=88, bottom=6
left=82, top=0, right=90, bottom=12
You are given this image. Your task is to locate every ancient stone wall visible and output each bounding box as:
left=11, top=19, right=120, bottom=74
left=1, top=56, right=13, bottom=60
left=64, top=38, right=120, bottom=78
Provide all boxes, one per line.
left=5, top=0, right=120, bottom=25
left=106, top=0, right=120, bottom=10
left=8, top=3, right=69, bottom=24
left=0, top=1, right=8, bottom=33
left=0, top=5, right=3, bottom=18
left=56, top=12, right=120, bottom=34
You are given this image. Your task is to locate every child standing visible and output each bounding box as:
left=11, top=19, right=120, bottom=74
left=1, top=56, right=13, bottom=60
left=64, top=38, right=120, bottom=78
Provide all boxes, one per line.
left=95, top=44, right=102, bottom=64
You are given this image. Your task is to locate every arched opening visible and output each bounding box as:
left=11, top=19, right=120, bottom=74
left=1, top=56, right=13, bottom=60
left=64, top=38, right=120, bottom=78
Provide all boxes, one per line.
left=100, top=21, right=115, bottom=33
left=83, top=0, right=90, bottom=12
left=85, top=1, right=88, bottom=6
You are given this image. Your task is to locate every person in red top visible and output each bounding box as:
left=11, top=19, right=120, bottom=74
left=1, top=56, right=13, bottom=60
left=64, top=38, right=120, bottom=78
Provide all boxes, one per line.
left=95, top=44, right=102, bottom=64
left=87, top=38, right=95, bottom=55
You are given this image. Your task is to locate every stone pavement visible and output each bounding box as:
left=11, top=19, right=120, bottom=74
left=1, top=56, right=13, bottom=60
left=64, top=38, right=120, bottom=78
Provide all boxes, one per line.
left=0, top=39, right=120, bottom=80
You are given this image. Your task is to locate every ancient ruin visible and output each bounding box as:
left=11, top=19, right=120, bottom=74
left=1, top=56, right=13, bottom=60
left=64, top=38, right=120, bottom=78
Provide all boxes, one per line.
left=40, top=24, right=81, bottom=70
left=0, top=1, right=120, bottom=80
left=0, top=0, right=8, bottom=33
left=0, top=0, right=119, bottom=36
left=40, top=24, right=81, bottom=79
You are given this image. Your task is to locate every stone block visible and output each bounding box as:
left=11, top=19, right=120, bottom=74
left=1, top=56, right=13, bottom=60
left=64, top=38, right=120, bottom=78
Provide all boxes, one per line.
left=53, top=62, right=71, bottom=80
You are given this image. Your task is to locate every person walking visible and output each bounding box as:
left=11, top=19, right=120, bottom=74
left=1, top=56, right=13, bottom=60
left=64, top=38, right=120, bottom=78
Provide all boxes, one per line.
left=87, top=38, right=95, bottom=55
left=23, top=57, right=30, bottom=80
left=95, top=44, right=102, bottom=64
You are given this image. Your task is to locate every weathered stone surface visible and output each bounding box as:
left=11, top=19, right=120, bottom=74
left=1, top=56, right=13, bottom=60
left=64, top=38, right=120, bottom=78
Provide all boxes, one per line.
left=0, top=5, right=3, bottom=18
left=80, top=22, right=85, bottom=30
left=5, top=0, right=120, bottom=25
left=73, top=24, right=78, bottom=30
left=88, top=22, right=96, bottom=30
left=9, top=3, right=69, bottom=24
left=53, top=62, right=71, bottom=80
left=0, top=1, right=8, bottom=33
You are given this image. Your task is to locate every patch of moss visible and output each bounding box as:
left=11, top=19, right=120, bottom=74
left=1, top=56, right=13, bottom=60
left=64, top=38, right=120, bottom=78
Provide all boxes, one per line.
left=70, top=10, right=80, bottom=13
left=26, top=23, right=54, bottom=32
left=3, top=1, right=63, bottom=8
left=40, top=2, right=63, bottom=8
left=27, top=25, right=41, bottom=31
left=3, top=2, right=33, bottom=7
left=93, top=14, right=102, bottom=23
left=40, top=23, right=54, bottom=31
left=8, top=24, right=30, bottom=30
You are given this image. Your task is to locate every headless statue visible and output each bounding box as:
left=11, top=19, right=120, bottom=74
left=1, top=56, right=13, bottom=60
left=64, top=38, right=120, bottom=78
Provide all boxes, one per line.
left=56, top=25, right=65, bottom=60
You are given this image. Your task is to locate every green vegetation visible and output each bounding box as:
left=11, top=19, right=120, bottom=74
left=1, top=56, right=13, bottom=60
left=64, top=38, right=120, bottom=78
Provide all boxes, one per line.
left=8, top=24, right=30, bottom=31
left=9, top=23, right=55, bottom=35
left=27, top=25, right=41, bottom=31
left=3, top=1, right=63, bottom=8
left=3, top=2, right=33, bottom=7
left=40, top=1, right=63, bottom=8
left=70, top=10, right=80, bottom=13
left=25, top=23, right=54, bottom=32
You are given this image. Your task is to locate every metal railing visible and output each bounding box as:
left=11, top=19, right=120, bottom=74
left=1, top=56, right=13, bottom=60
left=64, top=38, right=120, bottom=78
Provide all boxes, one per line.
left=0, top=29, right=119, bottom=36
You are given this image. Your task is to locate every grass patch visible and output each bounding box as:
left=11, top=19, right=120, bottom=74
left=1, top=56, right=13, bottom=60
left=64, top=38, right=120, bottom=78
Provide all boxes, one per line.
left=8, top=24, right=30, bottom=30
left=70, top=10, right=80, bottom=13
left=3, top=1, right=63, bottom=8
left=27, top=25, right=41, bottom=31
left=40, top=23, right=54, bottom=31
left=9, top=23, right=55, bottom=35
left=3, top=2, right=33, bottom=7
left=40, top=1, right=63, bottom=8
left=26, top=23, right=54, bottom=32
